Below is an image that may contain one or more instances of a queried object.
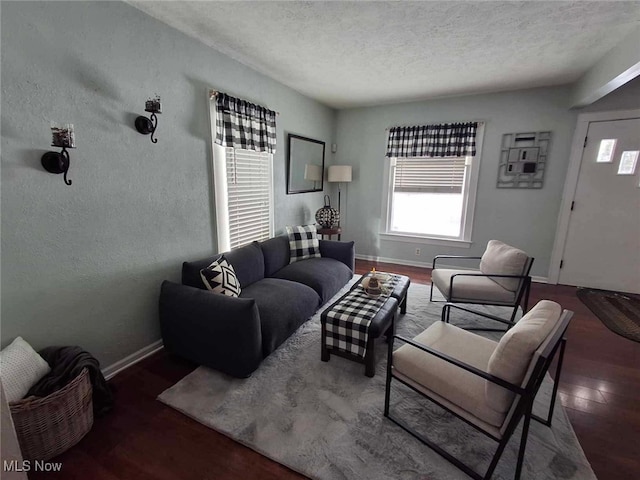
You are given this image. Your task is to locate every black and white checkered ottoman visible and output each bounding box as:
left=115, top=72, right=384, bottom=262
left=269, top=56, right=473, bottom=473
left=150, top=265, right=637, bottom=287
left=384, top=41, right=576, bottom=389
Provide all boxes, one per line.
left=351, top=272, right=411, bottom=314
left=321, top=292, right=399, bottom=377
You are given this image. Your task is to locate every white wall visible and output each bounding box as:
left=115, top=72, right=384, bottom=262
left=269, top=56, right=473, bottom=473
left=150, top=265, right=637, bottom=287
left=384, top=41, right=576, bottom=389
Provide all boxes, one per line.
left=335, top=87, right=578, bottom=278
left=0, top=1, right=336, bottom=365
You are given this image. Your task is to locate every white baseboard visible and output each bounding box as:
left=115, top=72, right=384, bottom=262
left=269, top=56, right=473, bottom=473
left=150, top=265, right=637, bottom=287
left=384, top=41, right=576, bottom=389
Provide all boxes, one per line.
left=102, top=340, right=164, bottom=380
left=354, top=254, right=548, bottom=284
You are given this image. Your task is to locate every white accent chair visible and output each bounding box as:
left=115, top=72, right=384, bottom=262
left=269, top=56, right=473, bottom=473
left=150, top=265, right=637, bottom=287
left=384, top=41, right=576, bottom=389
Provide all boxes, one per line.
left=384, top=300, right=572, bottom=480
left=430, top=240, right=534, bottom=330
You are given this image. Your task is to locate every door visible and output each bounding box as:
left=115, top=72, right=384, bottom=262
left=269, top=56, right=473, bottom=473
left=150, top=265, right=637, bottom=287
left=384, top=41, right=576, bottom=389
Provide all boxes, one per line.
left=559, top=117, right=640, bottom=293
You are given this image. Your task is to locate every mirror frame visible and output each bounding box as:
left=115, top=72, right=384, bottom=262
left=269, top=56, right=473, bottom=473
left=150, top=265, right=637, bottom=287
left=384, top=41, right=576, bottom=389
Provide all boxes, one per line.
left=286, top=134, right=325, bottom=194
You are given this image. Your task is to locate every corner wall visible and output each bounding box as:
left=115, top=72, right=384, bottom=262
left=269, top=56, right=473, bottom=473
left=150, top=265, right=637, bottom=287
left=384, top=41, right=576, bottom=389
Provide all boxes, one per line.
left=335, top=87, right=578, bottom=278
left=0, top=1, right=336, bottom=365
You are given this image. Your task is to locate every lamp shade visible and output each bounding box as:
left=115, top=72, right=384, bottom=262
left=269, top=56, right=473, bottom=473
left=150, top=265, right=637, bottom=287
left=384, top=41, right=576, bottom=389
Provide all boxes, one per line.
left=328, top=165, right=352, bottom=183
left=304, top=164, right=323, bottom=182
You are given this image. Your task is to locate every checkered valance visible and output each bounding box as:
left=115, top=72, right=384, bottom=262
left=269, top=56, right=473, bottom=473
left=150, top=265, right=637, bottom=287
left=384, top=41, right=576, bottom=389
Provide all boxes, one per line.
left=215, top=92, right=277, bottom=153
left=386, top=122, right=478, bottom=158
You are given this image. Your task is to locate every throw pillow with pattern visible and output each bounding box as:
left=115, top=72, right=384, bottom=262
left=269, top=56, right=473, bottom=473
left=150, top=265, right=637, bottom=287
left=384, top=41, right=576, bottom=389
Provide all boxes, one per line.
left=286, top=225, right=321, bottom=264
left=200, top=256, right=241, bottom=297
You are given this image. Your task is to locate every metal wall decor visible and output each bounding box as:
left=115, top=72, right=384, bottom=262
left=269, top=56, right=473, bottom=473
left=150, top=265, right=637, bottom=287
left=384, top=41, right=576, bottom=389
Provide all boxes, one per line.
left=497, top=131, right=551, bottom=188
left=135, top=95, right=162, bottom=143
left=42, top=123, right=75, bottom=186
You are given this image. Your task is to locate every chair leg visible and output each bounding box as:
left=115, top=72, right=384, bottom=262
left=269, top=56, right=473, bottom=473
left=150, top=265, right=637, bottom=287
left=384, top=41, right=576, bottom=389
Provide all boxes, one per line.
left=515, top=403, right=534, bottom=480
left=429, top=282, right=434, bottom=301
left=523, top=280, right=531, bottom=313
left=384, top=333, right=395, bottom=416
left=547, top=337, right=567, bottom=427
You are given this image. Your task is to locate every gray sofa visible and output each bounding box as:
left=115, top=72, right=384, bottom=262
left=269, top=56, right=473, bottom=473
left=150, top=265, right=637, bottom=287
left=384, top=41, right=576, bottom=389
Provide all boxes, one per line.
left=159, top=235, right=354, bottom=378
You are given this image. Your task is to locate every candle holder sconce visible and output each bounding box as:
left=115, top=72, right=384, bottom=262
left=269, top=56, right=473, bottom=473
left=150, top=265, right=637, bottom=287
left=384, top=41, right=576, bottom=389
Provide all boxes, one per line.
left=42, top=123, right=75, bottom=186
left=135, top=95, right=161, bottom=143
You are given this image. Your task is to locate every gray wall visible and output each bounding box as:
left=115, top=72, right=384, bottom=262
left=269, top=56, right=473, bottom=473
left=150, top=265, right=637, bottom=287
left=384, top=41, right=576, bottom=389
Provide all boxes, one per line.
left=334, top=87, right=578, bottom=278
left=0, top=1, right=335, bottom=365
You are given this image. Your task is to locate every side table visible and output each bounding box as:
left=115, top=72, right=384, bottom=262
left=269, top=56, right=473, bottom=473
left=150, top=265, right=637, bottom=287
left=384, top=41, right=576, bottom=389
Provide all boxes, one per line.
left=317, top=226, right=342, bottom=240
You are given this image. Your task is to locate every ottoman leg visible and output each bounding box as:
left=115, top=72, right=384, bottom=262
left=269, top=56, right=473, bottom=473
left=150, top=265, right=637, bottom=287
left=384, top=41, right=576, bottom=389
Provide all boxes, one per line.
left=400, top=295, right=407, bottom=314
left=321, top=322, right=330, bottom=362
left=321, top=345, right=329, bottom=362
left=365, top=335, right=376, bottom=377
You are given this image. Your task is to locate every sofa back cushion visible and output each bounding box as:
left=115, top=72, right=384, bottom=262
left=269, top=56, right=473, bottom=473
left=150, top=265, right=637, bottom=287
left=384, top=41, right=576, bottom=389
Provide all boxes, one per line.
left=486, top=300, right=562, bottom=413
left=183, top=256, right=218, bottom=289
left=183, top=241, right=265, bottom=290
left=261, top=235, right=290, bottom=277
left=479, top=240, right=529, bottom=292
left=221, top=242, right=265, bottom=288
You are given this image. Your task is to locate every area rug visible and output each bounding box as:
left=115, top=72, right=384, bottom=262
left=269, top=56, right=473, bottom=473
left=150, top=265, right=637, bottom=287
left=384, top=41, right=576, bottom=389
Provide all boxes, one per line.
left=577, top=287, right=640, bottom=343
left=158, top=279, right=596, bottom=480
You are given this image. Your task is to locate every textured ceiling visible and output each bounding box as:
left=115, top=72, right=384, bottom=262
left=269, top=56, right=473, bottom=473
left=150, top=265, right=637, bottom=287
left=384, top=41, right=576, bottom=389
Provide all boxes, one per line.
left=128, top=1, right=640, bottom=109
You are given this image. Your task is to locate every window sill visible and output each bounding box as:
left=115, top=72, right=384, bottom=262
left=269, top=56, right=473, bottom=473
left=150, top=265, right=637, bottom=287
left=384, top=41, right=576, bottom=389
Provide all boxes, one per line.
left=379, top=232, right=472, bottom=248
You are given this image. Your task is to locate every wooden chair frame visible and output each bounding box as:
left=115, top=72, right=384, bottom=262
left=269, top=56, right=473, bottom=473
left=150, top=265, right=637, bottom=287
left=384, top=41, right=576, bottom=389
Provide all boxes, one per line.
left=384, top=304, right=571, bottom=480
left=429, top=255, right=534, bottom=330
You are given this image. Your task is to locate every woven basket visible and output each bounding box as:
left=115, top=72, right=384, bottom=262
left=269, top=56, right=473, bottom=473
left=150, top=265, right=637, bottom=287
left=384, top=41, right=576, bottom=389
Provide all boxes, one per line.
left=9, top=368, right=93, bottom=461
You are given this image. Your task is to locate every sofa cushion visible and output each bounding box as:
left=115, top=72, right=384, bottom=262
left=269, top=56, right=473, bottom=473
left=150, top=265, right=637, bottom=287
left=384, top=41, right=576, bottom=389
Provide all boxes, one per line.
left=486, top=300, right=562, bottom=413
left=261, top=235, right=290, bottom=277
left=224, top=242, right=265, bottom=288
left=241, top=278, right=320, bottom=357
left=271, top=257, right=353, bottom=304
left=200, top=256, right=241, bottom=297
left=393, top=322, right=505, bottom=427
left=286, top=225, right=321, bottom=263
left=479, top=240, right=529, bottom=292
left=183, top=241, right=265, bottom=290
left=183, top=255, right=218, bottom=290
left=431, top=268, right=515, bottom=304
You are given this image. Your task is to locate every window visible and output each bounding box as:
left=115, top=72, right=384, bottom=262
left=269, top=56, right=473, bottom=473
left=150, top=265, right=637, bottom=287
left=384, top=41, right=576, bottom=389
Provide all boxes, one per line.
left=596, top=139, right=617, bottom=163
left=381, top=123, right=483, bottom=245
left=209, top=91, right=277, bottom=252
left=213, top=144, right=273, bottom=252
left=617, top=150, right=638, bottom=175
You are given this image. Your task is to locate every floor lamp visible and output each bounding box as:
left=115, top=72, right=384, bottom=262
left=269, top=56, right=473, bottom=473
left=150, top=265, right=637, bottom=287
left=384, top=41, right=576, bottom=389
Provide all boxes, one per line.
left=328, top=165, right=352, bottom=227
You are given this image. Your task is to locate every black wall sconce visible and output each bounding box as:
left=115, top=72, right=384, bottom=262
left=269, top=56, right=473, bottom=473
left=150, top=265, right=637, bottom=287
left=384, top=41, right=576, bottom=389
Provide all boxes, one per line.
left=41, top=123, right=75, bottom=186
left=135, top=95, right=161, bottom=143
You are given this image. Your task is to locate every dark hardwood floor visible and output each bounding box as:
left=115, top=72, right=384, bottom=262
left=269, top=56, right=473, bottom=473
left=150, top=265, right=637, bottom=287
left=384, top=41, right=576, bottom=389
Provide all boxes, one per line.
left=29, top=260, right=639, bottom=480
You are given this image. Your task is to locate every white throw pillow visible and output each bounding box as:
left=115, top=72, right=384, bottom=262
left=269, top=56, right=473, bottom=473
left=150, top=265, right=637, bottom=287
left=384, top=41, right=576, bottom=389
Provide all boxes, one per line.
left=200, top=256, right=242, bottom=297
left=479, top=240, right=529, bottom=292
left=0, top=337, right=51, bottom=403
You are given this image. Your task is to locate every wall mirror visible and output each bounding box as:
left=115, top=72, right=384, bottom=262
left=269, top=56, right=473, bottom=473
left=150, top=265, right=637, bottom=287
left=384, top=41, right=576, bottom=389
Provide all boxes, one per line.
left=287, top=134, right=325, bottom=194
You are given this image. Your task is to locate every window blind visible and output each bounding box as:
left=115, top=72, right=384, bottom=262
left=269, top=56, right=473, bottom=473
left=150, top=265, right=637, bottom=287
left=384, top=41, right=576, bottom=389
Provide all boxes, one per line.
left=225, top=147, right=272, bottom=249
left=393, top=157, right=466, bottom=194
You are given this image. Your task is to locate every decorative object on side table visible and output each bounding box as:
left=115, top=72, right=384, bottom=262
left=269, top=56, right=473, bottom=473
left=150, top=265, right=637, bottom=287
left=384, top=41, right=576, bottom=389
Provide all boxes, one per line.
left=135, top=95, right=162, bottom=143
left=41, top=123, right=76, bottom=186
left=315, top=194, right=340, bottom=228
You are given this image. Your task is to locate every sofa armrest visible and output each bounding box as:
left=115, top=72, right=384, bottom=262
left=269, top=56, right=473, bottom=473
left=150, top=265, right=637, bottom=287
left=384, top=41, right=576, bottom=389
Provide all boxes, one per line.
left=319, top=240, right=355, bottom=272
left=159, top=281, right=263, bottom=378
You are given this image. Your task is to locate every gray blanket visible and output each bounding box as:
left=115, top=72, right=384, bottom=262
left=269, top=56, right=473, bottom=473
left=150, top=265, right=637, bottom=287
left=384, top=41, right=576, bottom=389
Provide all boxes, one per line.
left=27, top=346, right=113, bottom=417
